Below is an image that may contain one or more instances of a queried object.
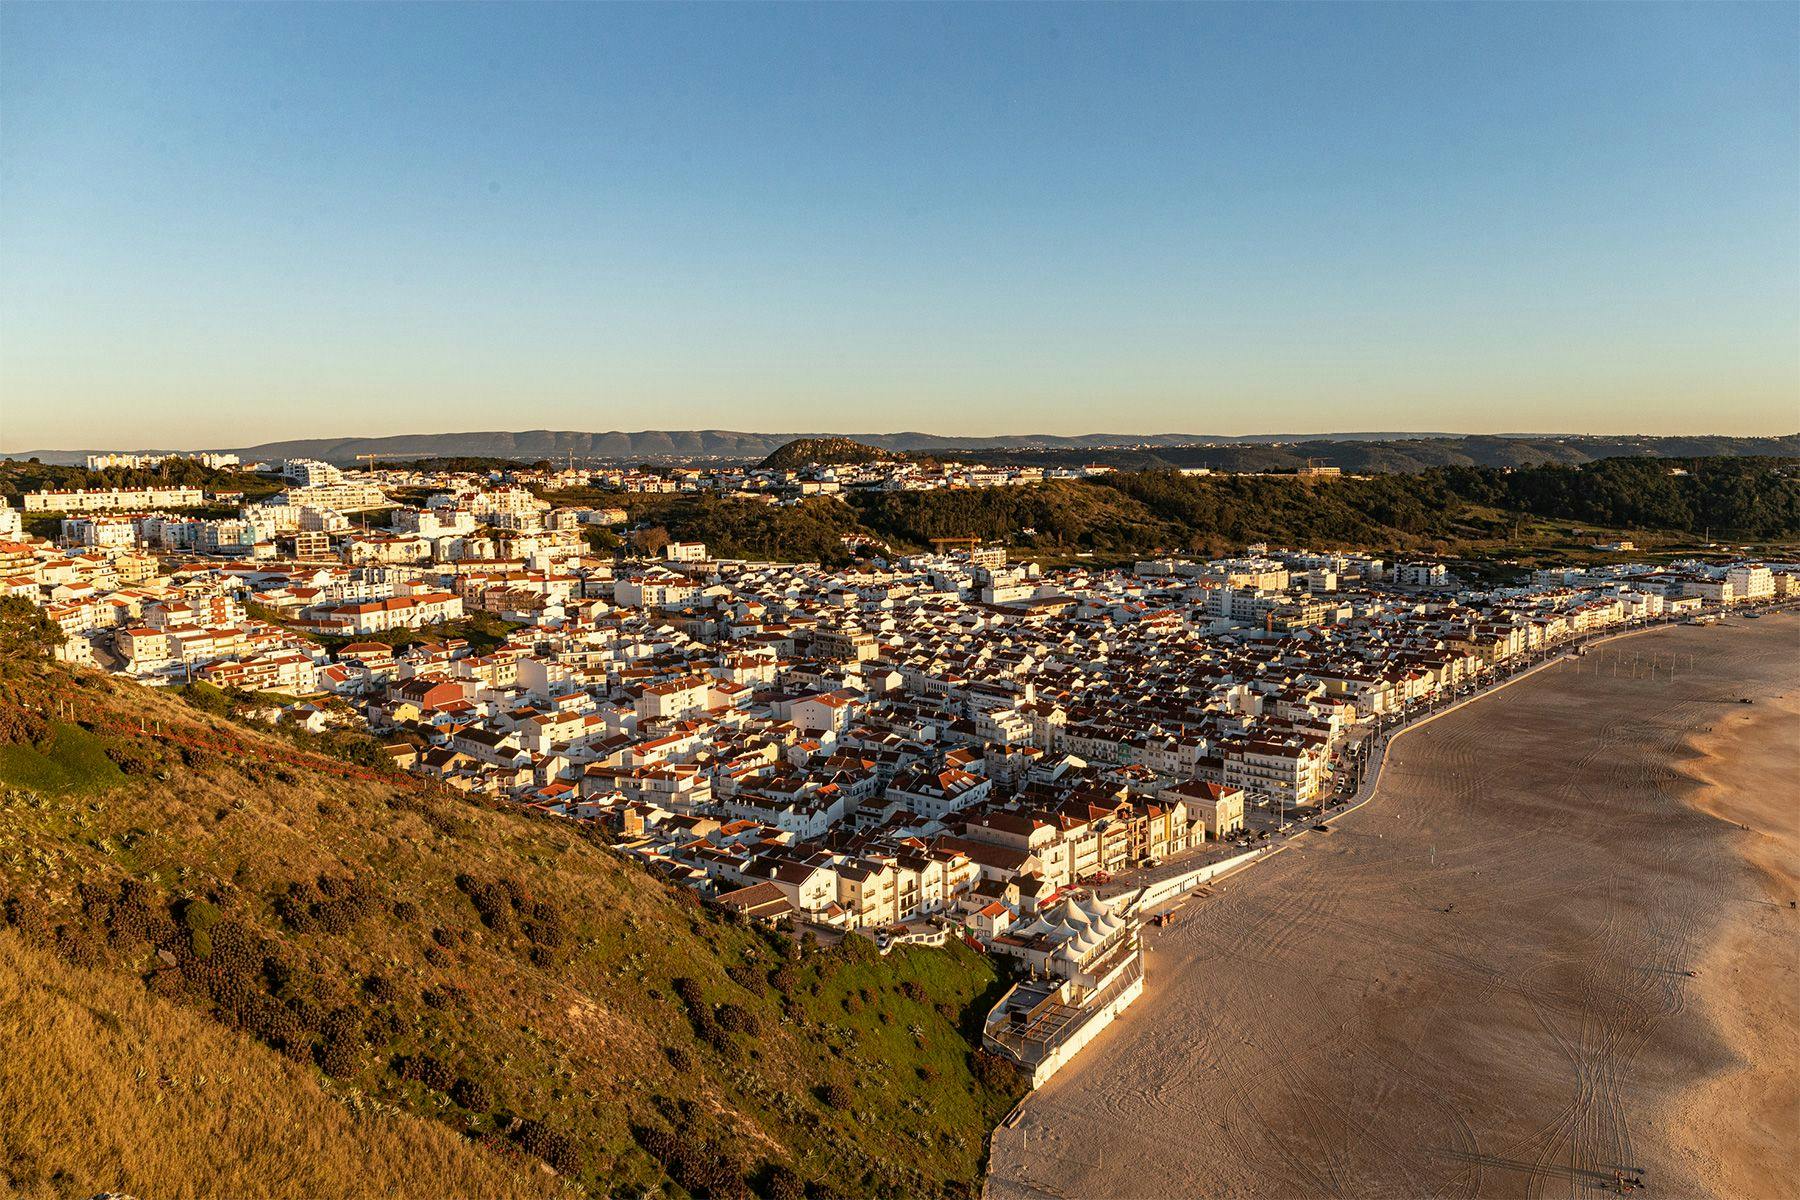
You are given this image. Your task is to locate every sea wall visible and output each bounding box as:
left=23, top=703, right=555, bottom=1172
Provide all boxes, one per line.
left=1129, top=848, right=1264, bottom=914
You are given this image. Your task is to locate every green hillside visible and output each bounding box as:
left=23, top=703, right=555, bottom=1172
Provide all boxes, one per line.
left=0, top=632, right=1023, bottom=1199
left=554, top=457, right=1800, bottom=570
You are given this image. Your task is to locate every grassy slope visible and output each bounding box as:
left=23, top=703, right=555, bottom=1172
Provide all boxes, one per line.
left=0, top=662, right=1023, bottom=1199
left=0, top=720, right=124, bottom=796
left=0, top=929, right=559, bottom=1200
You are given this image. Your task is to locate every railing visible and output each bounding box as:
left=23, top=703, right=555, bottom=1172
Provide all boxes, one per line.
left=985, top=952, right=1145, bottom=1067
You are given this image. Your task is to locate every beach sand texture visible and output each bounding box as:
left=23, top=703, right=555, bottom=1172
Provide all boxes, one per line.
left=986, top=615, right=1799, bottom=1200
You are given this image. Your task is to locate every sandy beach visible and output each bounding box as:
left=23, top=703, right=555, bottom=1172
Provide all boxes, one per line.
left=987, top=614, right=1800, bottom=1200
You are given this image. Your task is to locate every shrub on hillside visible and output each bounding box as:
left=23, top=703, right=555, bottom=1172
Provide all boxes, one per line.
left=179, top=897, right=222, bottom=958
left=450, top=1075, right=493, bottom=1112
left=635, top=1118, right=749, bottom=1200
left=0, top=596, right=64, bottom=656
left=495, top=875, right=532, bottom=911
left=317, top=1033, right=362, bottom=1079
left=0, top=705, right=50, bottom=747
left=634, top=1124, right=677, bottom=1161
left=835, top=935, right=877, bottom=966
left=277, top=875, right=383, bottom=936
left=4, top=891, right=51, bottom=945
left=76, top=879, right=113, bottom=914
left=320, top=1007, right=361, bottom=1046
left=243, top=993, right=308, bottom=1054
left=179, top=745, right=221, bottom=772
left=53, top=922, right=102, bottom=969
left=104, top=880, right=155, bottom=945
left=455, top=874, right=517, bottom=935
left=717, top=1003, right=759, bottom=1037
left=275, top=880, right=320, bottom=932
left=363, top=972, right=400, bottom=1002
left=761, top=1163, right=806, bottom=1200
left=668, top=1141, right=749, bottom=1200
left=513, top=1119, right=579, bottom=1175
left=103, top=742, right=158, bottom=776
left=394, top=1052, right=455, bottom=1092
left=704, top=1024, right=737, bottom=1058
left=972, top=1048, right=1020, bottom=1091
left=522, top=909, right=566, bottom=948
left=365, top=1008, right=404, bottom=1044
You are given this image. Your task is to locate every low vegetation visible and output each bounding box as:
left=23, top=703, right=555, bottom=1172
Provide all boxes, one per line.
left=0, top=631, right=1025, bottom=1199
left=0, top=928, right=556, bottom=1200
left=940, top=433, right=1800, bottom=474
left=604, top=457, right=1800, bottom=567
left=0, top=458, right=284, bottom=505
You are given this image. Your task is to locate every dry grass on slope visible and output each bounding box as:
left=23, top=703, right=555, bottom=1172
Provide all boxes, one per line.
left=0, top=659, right=1025, bottom=1198
left=0, top=929, right=558, bottom=1200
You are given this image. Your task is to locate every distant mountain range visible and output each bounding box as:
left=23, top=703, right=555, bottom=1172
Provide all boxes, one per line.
left=6, top=428, right=1797, bottom=470
left=0, top=429, right=1496, bottom=465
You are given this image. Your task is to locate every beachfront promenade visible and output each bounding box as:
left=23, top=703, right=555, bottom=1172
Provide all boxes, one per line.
left=1098, top=604, right=1774, bottom=916
left=988, top=612, right=1800, bottom=1200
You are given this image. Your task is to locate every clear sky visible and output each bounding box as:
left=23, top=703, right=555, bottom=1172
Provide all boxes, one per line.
left=2, top=2, right=1796, bottom=450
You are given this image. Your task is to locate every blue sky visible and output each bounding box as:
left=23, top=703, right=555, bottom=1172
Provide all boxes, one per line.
left=2, top=2, right=1796, bottom=449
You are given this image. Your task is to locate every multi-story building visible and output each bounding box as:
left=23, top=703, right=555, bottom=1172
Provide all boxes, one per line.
left=24, top=487, right=207, bottom=513
left=1726, top=564, right=1774, bottom=604
left=298, top=591, right=463, bottom=635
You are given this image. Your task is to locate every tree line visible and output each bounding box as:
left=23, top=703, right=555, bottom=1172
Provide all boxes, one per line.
left=619, top=457, right=1797, bottom=565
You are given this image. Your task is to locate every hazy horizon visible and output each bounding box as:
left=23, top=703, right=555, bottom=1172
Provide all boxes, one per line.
left=4, top=3, right=1797, bottom=447
left=7, top=424, right=1800, bottom=458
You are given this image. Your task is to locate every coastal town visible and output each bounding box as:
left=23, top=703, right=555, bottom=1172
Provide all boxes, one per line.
left=3, top=453, right=1795, bottom=1087
left=6, top=2, right=1796, bottom=1192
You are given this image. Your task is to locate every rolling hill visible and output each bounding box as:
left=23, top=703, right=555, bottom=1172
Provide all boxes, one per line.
left=11, top=430, right=1797, bottom=469
left=760, top=438, right=909, bottom=470
left=0, top=610, right=1024, bottom=1200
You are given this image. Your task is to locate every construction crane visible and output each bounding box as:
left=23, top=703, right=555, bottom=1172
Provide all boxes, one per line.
left=930, top=535, right=981, bottom=553
left=354, top=453, right=385, bottom=473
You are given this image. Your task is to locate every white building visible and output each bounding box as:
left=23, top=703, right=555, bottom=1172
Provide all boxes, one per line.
left=1394, top=562, right=1450, bottom=587
left=1726, top=564, right=1774, bottom=604
left=25, top=487, right=207, bottom=513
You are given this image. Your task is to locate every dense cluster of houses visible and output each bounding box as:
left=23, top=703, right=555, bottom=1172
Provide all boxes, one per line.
left=10, top=463, right=1796, bottom=1088
left=10, top=475, right=1795, bottom=950
left=510, top=457, right=1119, bottom=499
